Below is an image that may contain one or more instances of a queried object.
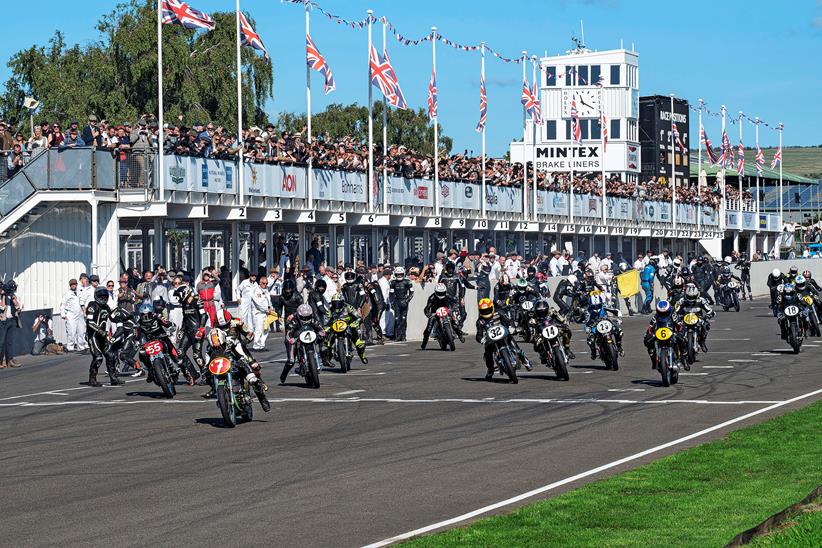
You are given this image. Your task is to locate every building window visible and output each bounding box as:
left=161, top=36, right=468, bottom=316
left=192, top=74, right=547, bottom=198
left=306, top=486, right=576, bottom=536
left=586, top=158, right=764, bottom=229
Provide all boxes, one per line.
left=546, top=120, right=557, bottom=140
left=610, top=118, right=621, bottom=139
left=610, top=65, right=620, bottom=85
left=580, top=120, right=589, bottom=140
left=578, top=65, right=589, bottom=86
left=545, top=66, right=556, bottom=87
left=591, top=65, right=601, bottom=86
left=590, top=120, right=601, bottom=140
left=565, top=65, right=575, bottom=85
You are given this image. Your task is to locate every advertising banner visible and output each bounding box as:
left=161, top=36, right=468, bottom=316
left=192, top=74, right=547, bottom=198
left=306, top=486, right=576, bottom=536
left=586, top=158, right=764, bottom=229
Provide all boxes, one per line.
left=313, top=169, right=366, bottom=203
left=640, top=201, right=672, bottom=223
left=702, top=207, right=719, bottom=226
left=606, top=196, right=633, bottom=221
left=440, top=181, right=481, bottom=210
left=572, top=193, right=602, bottom=218
left=244, top=163, right=307, bottom=199
left=676, top=203, right=697, bottom=225
left=387, top=176, right=434, bottom=207
left=742, top=211, right=757, bottom=231
left=165, top=155, right=235, bottom=194
left=537, top=190, right=569, bottom=216
left=485, top=184, right=521, bottom=212
left=534, top=144, right=602, bottom=172
left=725, top=210, right=741, bottom=230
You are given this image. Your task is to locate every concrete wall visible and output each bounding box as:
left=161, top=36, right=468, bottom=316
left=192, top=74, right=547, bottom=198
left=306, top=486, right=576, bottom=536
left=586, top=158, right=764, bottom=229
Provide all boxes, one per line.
left=750, top=259, right=820, bottom=297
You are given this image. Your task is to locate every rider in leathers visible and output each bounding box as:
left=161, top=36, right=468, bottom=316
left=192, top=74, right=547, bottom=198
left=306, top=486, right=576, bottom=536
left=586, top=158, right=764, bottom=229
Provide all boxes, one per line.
left=734, top=256, right=752, bottom=300
left=363, top=278, right=386, bottom=344
left=584, top=292, right=624, bottom=359
left=692, top=257, right=714, bottom=305
left=529, top=300, right=575, bottom=361
left=642, top=300, right=685, bottom=369
left=421, top=283, right=465, bottom=349
left=776, top=283, right=808, bottom=340
left=475, top=298, right=531, bottom=381
left=673, top=283, right=714, bottom=353
left=107, top=305, right=138, bottom=375
left=86, top=287, right=122, bottom=387
left=766, top=269, right=786, bottom=314
left=341, top=271, right=367, bottom=310
left=552, top=274, right=577, bottom=315
left=137, top=302, right=195, bottom=385
left=172, top=285, right=208, bottom=383
left=389, top=267, right=414, bottom=342
left=325, top=294, right=368, bottom=364
left=525, top=266, right=550, bottom=298
left=308, top=278, right=331, bottom=325
left=439, top=261, right=474, bottom=329
left=280, top=303, right=329, bottom=384
left=493, top=274, right=514, bottom=310
left=210, top=320, right=270, bottom=412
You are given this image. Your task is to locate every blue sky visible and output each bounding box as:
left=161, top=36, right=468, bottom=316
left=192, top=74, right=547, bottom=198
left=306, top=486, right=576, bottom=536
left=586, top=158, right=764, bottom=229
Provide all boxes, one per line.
left=1, top=0, right=820, bottom=156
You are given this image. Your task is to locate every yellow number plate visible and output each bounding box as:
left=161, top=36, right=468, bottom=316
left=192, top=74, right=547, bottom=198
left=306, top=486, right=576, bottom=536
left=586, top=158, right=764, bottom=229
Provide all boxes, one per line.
left=803, top=296, right=814, bottom=305
left=332, top=320, right=348, bottom=333
left=683, top=313, right=698, bottom=325
left=655, top=327, right=673, bottom=341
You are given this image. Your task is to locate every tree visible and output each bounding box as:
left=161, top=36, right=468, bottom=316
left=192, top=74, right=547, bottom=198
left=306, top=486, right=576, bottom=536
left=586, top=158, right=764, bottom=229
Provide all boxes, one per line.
left=273, top=101, right=453, bottom=155
left=0, top=0, right=273, bottom=132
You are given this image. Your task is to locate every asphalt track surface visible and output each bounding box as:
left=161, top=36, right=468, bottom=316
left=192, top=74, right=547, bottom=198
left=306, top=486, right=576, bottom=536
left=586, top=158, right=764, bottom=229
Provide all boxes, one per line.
left=2, top=299, right=821, bottom=547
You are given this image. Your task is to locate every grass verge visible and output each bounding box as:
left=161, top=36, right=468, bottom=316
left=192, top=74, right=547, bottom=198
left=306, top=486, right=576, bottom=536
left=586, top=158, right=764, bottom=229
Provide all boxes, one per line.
left=404, top=400, right=822, bottom=547
left=747, top=503, right=822, bottom=547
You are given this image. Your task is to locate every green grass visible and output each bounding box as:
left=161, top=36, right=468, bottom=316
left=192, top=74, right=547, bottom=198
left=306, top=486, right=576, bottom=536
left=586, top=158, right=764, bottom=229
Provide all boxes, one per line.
left=404, top=401, right=822, bottom=547
left=761, top=147, right=822, bottom=180
left=748, top=504, right=822, bottom=547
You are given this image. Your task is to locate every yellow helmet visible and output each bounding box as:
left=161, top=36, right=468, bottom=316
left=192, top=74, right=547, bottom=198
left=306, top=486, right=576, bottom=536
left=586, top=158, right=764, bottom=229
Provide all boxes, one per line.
left=478, top=298, right=494, bottom=319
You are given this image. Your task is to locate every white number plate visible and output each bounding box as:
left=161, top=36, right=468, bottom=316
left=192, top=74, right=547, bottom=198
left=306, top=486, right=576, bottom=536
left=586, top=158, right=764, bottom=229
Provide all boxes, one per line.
left=728, top=281, right=738, bottom=289
left=299, top=330, right=317, bottom=344
left=784, top=305, right=799, bottom=317
left=487, top=325, right=507, bottom=341
left=521, top=301, right=534, bottom=311
left=542, top=325, right=560, bottom=339
left=596, top=320, right=613, bottom=334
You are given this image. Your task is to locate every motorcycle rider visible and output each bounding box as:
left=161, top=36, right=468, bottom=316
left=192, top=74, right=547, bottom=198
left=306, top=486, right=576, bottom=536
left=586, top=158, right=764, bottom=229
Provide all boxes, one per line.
left=584, top=292, right=624, bottom=359
left=673, top=283, right=714, bottom=353
left=766, top=268, right=786, bottom=314
left=525, top=265, right=549, bottom=298
left=692, top=256, right=715, bottom=305
left=172, top=285, right=208, bottom=382
left=439, top=261, right=474, bottom=329
left=776, top=283, right=808, bottom=340
left=643, top=300, right=683, bottom=370
left=716, top=265, right=742, bottom=306
left=280, top=303, right=329, bottom=383
left=389, top=267, right=414, bottom=341
left=107, top=304, right=139, bottom=375
left=785, top=265, right=800, bottom=284
left=341, top=270, right=367, bottom=309
left=362, top=277, right=386, bottom=345
left=308, top=278, right=331, bottom=325
left=510, top=278, right=540, bottom=338
left=493, top=274, right=514, bottom=310
left=552, top=274, right=577, bottom=315
left=734, top=256, right=752, bottom=300
left=803, top=270, right=822, bottom=294
left=325, top=294, right=368, bottom=364
left=530, top=300, right=575, bottom=361
left=421, top=283, right=466, bottom=349
left=667, top=274, right=686, bottom=306
left=136, top=301, right=196, bottom=385
left=208, top=322, right=270, bottom=412
left=475, top=298, right=531, bottom=381
left=85, top=287, right=122, bottom=387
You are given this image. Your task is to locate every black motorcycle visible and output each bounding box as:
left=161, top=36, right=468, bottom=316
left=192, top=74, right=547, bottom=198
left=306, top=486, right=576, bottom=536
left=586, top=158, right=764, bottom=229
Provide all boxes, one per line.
left=717, top=278, right=741, bottom=312
left=533, top=320, right=570, bottom=381
left=484, top=322, right=519, bottom=384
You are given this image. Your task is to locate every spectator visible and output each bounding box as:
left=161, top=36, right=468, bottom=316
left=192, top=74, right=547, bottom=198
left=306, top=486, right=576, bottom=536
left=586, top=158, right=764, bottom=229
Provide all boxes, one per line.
left=28, top=126, right=48, bottom=152
left=63, top=127, right=85, bottom=148
left=81, top=115, right=103, bottom=148
left=32, top=314, right=63, bottom=356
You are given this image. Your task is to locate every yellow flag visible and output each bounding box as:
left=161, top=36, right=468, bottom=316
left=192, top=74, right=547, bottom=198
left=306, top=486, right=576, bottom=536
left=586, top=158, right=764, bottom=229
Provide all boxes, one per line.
left=264, top=311, right=279, bottom=330
left=616, top=270, right=640, bottom=298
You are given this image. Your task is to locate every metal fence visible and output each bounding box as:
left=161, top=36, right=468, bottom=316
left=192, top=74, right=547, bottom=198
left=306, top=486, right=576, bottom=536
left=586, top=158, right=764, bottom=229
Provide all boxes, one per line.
left=0, top=150, right=37, bottom=184
left=117, top=150, right=154, bottom=189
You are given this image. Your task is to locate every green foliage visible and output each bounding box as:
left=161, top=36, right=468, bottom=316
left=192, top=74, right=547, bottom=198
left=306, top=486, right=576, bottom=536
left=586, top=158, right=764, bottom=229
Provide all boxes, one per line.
left=273, top=101, right=453, bottom=155
left=0, top=0, right=273, bottom=132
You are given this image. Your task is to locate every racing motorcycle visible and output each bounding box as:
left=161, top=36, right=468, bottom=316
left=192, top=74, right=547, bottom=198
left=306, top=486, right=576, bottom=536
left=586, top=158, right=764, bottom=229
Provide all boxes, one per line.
left=207, top=329, right=270, bottom=427
left=780, top=303, right=805, bottom=354
left=430, top=305, right=458, bottom=351
left=717, top=278, right=741, bottom=312
left=483, top=322, right=520, bottom=384
left=328, top=317, right=354, bottom=373
left=140, top=336, right=179, bottom=399
left=801, top=294, right=822, bottom=337
left=680, top=310, right=704, bottom=366
left=292, top=324, right=322, bottom=387
left=517, top=300, right=536, bottom=343
left=591, top=317, right=620, bottom=371
left=652, top=324, right=680, bottom=387
left=532, top=320, right=570, bottom=381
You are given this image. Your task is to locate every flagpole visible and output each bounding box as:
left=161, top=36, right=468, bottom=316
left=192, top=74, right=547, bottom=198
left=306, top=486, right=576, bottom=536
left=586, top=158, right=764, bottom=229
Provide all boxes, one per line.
left=531, top=55, right=538, bottom=222
left=697, top=99, right=703, bottom=230
left=738, top=110, right=743, bottom=213
left=600, top=84, right=606, bottom=226
left=367, top=10, right=374, bottom=213
left=480, top=42, right=486, bottom=219
left=521, top=51, right=528, bottom=222
left=755, top=116, right=760, bottom=223
left=157, top=0, right=164, bottom=198
left=381, top=19, right=388, bottom=214
left=778, top=123, right=783, bottom=229
left=432, top=27, right=439, bottom=218
left=305, top=0, right=313, bottom=209
left=669, top=95, right=678, bottom=231
left=235, top=0, right=244, bottom=205
left=721, top=105, right=727, bottom=233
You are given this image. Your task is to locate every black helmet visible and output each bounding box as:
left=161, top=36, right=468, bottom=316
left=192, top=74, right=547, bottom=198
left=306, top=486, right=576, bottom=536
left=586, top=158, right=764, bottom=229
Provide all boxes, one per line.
left=722, top=266, right=731, bottom=275
left=173, top=285, right=194, bottom=303
left=444, top=262, right=455, bottom=275
left=534, top=300, right=549, bottom=318
left=314, top=278, right=327, bottom=293
left=282, top=279, right=295, bottom=295
left=527, top=266, right=537, bottom=277
left=5, top=280, right=17, bottom=293
left=94, top=287, right=109, bottom=306
left=343, top=271, right=356, bottom=284
left=153, top=298, right=166, bottom=314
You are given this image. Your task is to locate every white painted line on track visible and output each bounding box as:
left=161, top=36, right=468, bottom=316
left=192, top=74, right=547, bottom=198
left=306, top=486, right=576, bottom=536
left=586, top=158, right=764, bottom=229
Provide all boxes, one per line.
left=334, top=390, right=366, bottom=396
left=728, top=359, right=758, bottom=363
left=751, top=353, right=774, bottom=356
left=712, top=338, right=751, bottom=341
left=607, top=389, right=645, bottom=392
left=678, top=372, right=708, bottom=376
left=703, top=366, right=734, bottom=369
left=803, top=344, right=819, bottom=347
left=363, top=387, right=822, bottom=547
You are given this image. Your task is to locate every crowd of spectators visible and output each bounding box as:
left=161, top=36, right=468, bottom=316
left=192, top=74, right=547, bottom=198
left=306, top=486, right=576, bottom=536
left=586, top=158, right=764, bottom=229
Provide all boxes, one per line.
left=1, top=114, right=754, bottom=207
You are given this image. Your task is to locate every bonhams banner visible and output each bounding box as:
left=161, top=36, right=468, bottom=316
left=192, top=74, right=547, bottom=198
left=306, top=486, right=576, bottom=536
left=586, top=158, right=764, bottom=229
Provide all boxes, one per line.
left=440, top=181, right=481, bottom=210
left=166, top=155, right=235, bottom=193
left=485, top=185, right=521, bottom=212
left=676, top=203, right=697, bottom=224
left=244, top=163, right=307, bottom=199
left=313, top=169, right=367, bottom=203
left=537, top=191, right=570, bottom=216
left=387, top=176, right=435, bottom=207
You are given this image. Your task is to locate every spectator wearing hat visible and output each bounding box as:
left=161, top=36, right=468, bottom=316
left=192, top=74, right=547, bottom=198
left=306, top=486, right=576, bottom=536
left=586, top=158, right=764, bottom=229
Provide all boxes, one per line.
left=0, top=121, right=14, bottom=150
left=63, top=127, right=86, bottom=148
left=82, top=115, right=103, bottom=148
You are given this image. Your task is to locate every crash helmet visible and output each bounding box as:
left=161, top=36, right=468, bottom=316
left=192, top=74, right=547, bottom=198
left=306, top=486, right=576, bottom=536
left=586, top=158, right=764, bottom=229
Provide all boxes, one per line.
left=789, top=265, right=799, bottom=277
left=174, top=285, right=194, bottom=303
left=5, top=280, right=17, bottom=293
left=137, top=302, right=153, bottom=323
left=619, top=263, right=628, bottom=273
left=684, top=283, right=700, bottom=301
left=330, top=293, right=346, bottom=312
left=478, top=297, right=494, bottom=319
left=724, top=256, right=732, bottom=264
left=697, top=256, right=705, bottom=264
left=534, top=300, right=550, bottom=319
left=394, top=266, right=406, bottom=279
left=209, top=327, right=226, bottom=349
left=499, top=274, right=511, bottom=286
left=527, top=265, right=537, bottom=277
left=673, top=275, right=684, bottom=287
left=795, top=275, right=807, bottom=291
left=673, top=257, right=682, bottom=267
left=153, top=298, right=166, bottom=315
left=584, top=268, right=594, bottom=278
left=297, top=303, right=313, bottom=321
left=343, top=271, right=356, bottom=284
left=803, top=270, right=813, bottom=280
left=772, top=268, right=781, bottom=278
left=515, top=278, right=528, bottom=292
left=783, top=283, right=796, bottom=296
left=434, top=283, right=447, bottom=298
left=680, top=266, right=691, bottom=278
left=600, top=264, right=610, bottom=273
left=94, top=287, right=109, bottom=306
left=282, top=278, right=296, bottom=296
left=656, top=300, right=673, bottom=320
left=314, top=278, right=327, bottom=294
left=578, top=260, right=588, bottom=271
left=443, top=262, right=456, bottom=276
left=567, top=274, right=578, bottom=285
left=721, top=266, right=731, bottom=275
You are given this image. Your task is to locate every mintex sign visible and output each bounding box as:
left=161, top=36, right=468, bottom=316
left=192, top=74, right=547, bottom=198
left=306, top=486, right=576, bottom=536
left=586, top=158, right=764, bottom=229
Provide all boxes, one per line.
left=535, top=145, right=601, bottom=172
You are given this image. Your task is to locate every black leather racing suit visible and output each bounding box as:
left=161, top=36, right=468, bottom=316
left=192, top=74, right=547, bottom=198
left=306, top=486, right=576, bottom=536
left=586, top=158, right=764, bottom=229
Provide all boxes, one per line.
left=389, top=278, right=414, bottom=341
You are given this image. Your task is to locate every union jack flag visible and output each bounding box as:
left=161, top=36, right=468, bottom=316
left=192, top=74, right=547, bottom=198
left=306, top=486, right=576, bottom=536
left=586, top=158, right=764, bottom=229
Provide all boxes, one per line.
left=755, top=146, right=765, bottom=174
left=599, top=111, right=607, bottom=152
left=570, top=92, right=581, bottom=144
left=161, top=0, right=215, bottom=30
left=239, top=12, right=268, bottom=61
left=475, top=74, right=487, bottom=132
left=306, top=33, right=336, bottom=94
left=369, top=45, right=407, bottom=110
left=427, top=68, right=437, bottom=120
left=520, top=78, right=540, bottom=124
left=672, top=123, right=686, bottom=154
left=701, top=127, right=719, bottom=165
left=737, top=141, right=745, bottom=175
left=531, top=81, right=541, bottom=125
left=719, top=130, right=734, bottom=169
left=771, top=146, right=782, bottom=169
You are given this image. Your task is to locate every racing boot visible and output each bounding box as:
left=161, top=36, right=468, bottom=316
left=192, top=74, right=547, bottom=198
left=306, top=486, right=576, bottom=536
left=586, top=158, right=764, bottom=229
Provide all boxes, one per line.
left=279, top=361, right=294, bottom=384
left=587, top=335, right=597, bottom=360
left=356, top=344, right=368, bottom=365
left=420, top=330, right=430, bottom=350
left=88, top=372, right=103, bottom=388
left=106, top=364, right=124, bottom=386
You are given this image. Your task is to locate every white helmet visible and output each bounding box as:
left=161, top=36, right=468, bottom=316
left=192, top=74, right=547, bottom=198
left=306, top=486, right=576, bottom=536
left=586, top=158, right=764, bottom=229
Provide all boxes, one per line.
left=772, top=268, right=781, bottom=278
left=567, top=274, right=578, bottom=284
left=724, top=256, right=732, bottom=264
left=394, top=266, right=406, bottom=278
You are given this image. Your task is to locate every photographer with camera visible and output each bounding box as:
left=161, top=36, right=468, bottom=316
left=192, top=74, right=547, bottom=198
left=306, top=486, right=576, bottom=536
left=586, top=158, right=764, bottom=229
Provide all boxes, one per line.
left=0, top=281, right=22, bottom=368
left=32, top=313, right=63, bottom=356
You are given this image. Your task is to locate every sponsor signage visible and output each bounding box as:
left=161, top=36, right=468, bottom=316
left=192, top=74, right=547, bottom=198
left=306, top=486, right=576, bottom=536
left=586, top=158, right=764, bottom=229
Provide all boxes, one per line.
left=313, top=169, right=366, bottom=203
left=387, top=176, right=434, bottom=208
left=440, top=181, right=481, bottom=210
left=165, top=155, right=236, bottom=194
left=485, top=184, right=521, bottom=212
left=535, top=145, right=602, bottom=172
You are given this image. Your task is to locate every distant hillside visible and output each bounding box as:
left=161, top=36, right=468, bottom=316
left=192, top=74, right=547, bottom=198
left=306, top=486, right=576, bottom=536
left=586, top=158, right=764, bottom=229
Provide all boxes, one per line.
left=690, top=146, right=822, bottom=180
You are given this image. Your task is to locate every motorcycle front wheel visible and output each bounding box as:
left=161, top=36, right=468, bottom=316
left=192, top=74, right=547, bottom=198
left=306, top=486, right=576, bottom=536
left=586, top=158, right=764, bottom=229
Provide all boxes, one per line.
left=686, top=330, right=696, bottom=365
left=217, top=383, right=237, bottom=428
left=552, top=346, right=570, bottom=381
left=305, top=348, right=321, bottom=389
left=500, top=348, right=518, bottom=384
left=659, top=348, right=672, bottom=387
left=154, top=359, right=176, bottom=399
left=336, top=337, right=350, bottom=373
